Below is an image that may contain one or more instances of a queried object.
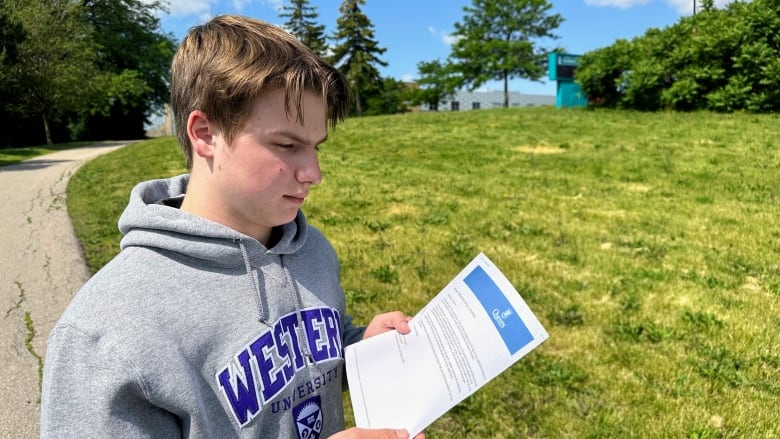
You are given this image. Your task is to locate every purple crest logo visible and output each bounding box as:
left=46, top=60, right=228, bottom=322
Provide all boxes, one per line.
left=293, top=395, right=323, bottom=439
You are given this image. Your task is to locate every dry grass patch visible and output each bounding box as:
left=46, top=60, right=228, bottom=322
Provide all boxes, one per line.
left=514, top=144, right=567, bottom=154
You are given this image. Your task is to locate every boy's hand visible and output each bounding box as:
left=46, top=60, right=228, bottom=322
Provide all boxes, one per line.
left=330, top=427, right=425, bottom=438
left=363, top=311, right=413, bottom=339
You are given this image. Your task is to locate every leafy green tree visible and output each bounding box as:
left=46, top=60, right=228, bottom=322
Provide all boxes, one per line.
left=573, top=40, right=633, bottom=107
left=364, top=77, right=412, bottom=116
left=450, top=0, right=563, bottom=107
left=1, top=0, right=174, bottom=145
left=0, top=0, right=25, bottom=94
left=6, top=0, right=100, bottom=144
left=0, top=0, right=28, bottom=147
left=280, top=0, right=328, bottom=57
left=656, top=12, right=737, bottom=111
left=0, top=0, right=24, bottom=75
left=618, top=28, right=675, bottom=111
left=329, top=0, right=387, bottom=116
left=413, top=59, right=460, bottom=110
left=80, top=0, right=176, bottom=140
left=576, top=0, right=780, bottom=113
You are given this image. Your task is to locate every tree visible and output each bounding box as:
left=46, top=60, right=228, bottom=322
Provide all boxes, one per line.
left=6, top=0, right=100, bottom=144
left=0, top=0, right=25, bottom=78
left=0, top=0, right=29, bottom=147
left=1, top=0, right=174, bottom=145
left=576, top=0, right=780, bottom=113
left=700, top=0, right=716, bottom=12
left=413, top=59, right=460, bottom=110
left=573, top=39, right=633, bottom=107
left=0, top=0, right=25, bottom=96
left=279, top=0, right=328, bottom=57
left=450, top=0, right=563, bottom=107
left=329, top=0, right=387, bottom=116
left=364, top=77, right=412, bottom=116
left=79, top=0, right=176, bottom=140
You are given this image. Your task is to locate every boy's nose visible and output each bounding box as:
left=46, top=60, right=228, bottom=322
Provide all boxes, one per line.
left=297, top=152, right=322, bottom=185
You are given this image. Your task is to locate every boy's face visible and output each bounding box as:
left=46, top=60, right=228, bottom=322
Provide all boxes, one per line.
left=208, top=87, right=327, bottom=243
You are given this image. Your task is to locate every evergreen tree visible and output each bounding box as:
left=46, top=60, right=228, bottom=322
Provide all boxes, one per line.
left=329, top=0, right=387, bottom=116
left=450, top=0, right=563, bottom=107
left=700, top=0, right=716, bottom=12
left=279, top=0, right=328, bottom=57
left=694, top=0, right=716, bottom=13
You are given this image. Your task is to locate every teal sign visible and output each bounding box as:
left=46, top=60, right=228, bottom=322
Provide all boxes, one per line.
left=547, top=52, right=588, bottom=108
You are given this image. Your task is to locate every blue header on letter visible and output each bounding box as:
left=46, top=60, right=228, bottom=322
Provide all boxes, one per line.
left=464, top=266, right=533, bottom=355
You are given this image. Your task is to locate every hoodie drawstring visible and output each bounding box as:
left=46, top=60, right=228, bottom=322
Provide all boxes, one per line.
left=237, top=242, right=323, bottom=373
left=238, top=239, right=267, bottom=323
left=281, top=255, right=317, bottom=366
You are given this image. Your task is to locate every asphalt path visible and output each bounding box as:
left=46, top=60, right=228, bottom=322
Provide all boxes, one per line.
left=0, top=141, right=131, bottom=438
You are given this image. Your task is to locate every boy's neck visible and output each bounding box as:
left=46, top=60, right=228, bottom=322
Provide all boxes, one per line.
left=180, top=178, right=273, bottom=247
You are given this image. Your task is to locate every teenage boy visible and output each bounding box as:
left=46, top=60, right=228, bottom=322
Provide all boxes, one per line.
left=41, top=15, right=422, bottom=439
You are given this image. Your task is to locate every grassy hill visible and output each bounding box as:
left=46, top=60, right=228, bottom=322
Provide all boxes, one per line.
left=68, top=106, right=780, bottom=437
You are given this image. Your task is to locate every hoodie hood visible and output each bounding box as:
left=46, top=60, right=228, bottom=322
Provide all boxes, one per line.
left=118, top=174, right=310, bottom=324
left=118, top=174, right=308, bottom=267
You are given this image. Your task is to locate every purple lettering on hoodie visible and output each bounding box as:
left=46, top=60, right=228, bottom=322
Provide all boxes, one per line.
left=217, top=307, right=344, bottom=427
left=217, top=349, right=260, bottom=426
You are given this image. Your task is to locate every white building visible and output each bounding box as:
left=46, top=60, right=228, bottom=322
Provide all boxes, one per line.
left=420, top=90, right=555, bottom=112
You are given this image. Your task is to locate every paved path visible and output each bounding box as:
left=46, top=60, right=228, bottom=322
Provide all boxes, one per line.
left=0, top=141, right=130, bottom=438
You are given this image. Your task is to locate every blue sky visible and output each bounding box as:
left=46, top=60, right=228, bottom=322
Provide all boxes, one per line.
left=152, top=0, right=740, bottom=96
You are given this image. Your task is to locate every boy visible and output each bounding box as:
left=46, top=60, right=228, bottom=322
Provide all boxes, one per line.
left=41, top=15, right=421, bottom=439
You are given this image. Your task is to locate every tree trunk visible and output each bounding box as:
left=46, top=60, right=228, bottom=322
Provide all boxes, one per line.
left=43, top=113, right=53, bottom=145
left=503, top=72, right=509, bottom=108
left=354, top=88, right=363, bottom=117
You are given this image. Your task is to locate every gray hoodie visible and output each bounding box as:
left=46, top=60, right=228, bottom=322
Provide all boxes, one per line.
left=41, top=174, right=365, bottom=438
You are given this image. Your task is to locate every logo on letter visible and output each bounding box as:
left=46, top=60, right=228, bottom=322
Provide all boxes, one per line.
left=492, top=309, right=505, bottom=328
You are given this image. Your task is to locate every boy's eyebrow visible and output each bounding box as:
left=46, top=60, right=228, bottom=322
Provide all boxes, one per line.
left=273, top=130, right=328, bottom=146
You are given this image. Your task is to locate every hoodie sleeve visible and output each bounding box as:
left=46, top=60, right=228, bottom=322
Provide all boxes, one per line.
left=40, top=325, right=180, bottom=438
left=340, top=312, right=366, bottom=348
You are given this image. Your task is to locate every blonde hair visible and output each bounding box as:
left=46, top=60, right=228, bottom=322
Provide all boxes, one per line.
left=171, top=15, right=349, bottom=169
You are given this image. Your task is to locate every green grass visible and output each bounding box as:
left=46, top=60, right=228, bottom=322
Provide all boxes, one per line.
left=67, top=137, right=186, bottom=271
left=68, top=107, right=780, bottom=437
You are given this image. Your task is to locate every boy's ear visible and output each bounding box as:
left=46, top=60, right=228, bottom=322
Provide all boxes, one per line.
left=187, top=110, right=217, bottom=159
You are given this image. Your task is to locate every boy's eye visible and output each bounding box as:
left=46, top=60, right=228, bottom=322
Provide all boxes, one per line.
left=275, top=142, right=321, bottom=152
